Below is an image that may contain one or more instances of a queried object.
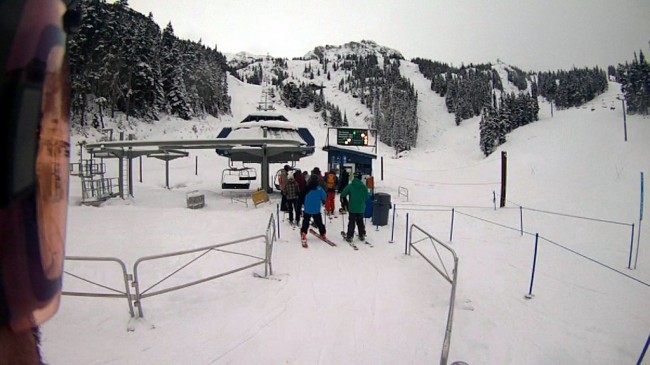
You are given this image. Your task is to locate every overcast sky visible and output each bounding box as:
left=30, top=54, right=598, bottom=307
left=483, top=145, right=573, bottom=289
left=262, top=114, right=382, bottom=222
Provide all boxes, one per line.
left=121, top=0, right=650, bottom=71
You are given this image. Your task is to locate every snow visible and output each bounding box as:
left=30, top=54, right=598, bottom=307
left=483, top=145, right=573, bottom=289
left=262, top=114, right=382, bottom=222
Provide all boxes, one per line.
left=40, top=59, right=650, bottom=365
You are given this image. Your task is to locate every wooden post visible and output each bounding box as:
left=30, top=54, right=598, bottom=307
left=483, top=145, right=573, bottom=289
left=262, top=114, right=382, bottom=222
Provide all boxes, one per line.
left=500, top=151, right=507, bottom=208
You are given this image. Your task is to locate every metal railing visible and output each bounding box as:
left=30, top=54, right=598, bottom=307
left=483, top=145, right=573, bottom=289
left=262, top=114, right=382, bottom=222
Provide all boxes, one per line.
left=407, top=224, right=459, bottom=365
left=63, top=214, right=277, bottom=324
left=81, top=177, right=119, bottom=202
left=69, top=160, right=106, bottom=177
left=398, top=186, right=409, bottom=201
left=132, top=235, right=269, bottom=318
left=62, top=256, right=135, bottom=318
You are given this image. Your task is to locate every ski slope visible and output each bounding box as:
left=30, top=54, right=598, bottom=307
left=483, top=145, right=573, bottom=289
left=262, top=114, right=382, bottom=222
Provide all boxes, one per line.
left=41, top=60, right=650, bottom=364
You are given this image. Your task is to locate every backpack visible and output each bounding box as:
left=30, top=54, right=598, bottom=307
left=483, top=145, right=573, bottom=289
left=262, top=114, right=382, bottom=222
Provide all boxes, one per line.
left=326, top=173, right=336, bottom=189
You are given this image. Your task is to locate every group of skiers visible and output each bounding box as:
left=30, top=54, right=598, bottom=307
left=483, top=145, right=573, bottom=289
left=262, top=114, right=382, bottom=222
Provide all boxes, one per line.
left=278, top=165, right=370, bottom=244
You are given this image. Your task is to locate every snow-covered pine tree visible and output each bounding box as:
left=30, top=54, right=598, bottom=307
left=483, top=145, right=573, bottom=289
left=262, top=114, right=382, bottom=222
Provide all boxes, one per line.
left=161, top=23, right=193, bottom=120
left=617, top=51, right=650, bottom=115
left=479, top=108, right=499, bottom=156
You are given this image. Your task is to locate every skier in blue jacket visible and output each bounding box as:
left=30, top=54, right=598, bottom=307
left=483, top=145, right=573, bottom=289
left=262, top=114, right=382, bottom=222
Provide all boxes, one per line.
left=300, top=168, right=327, bottom=243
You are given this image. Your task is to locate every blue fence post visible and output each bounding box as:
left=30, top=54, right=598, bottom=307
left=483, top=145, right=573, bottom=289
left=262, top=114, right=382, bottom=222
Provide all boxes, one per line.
left=404, top=213, right=410, bottom=255
left=636, top=171, right=644, bottom=270
left=637, top=334, right=650, bottom=365
left=628, top=223, right=635, bottom=269
left=525, top=233, right=540, bottom=299
left=389, top=203, right=397, bottom=243
left=449, top=208, right=455, bottom=242
left=276, top=204, right=280, bottom=240
left=520, top=206, right=524, bottom=236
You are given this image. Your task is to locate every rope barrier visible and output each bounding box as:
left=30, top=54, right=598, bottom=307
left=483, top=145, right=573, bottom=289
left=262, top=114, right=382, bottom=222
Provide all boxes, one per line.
left=391, top=200, right=645, bottom=289
left=452, top=210, right=647, bottom=289
left=503, top=197, right=633, bottom=226
left=396, top=207, right=452, bottom=212
left=396, top=203, right=494, bottom=209
left=538, top=235, right=650, bottom=288
left=455, top=210, right=537, bottom=236
left=523, top=207, right=633, bottom=227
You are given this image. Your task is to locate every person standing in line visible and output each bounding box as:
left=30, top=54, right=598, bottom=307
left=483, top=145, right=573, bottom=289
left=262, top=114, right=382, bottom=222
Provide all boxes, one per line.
left=293, top=169, right=307, bottom=216
left=340, top=172, right=370, bottom=242
left=337, top=169, right=350, bottom=194
left=311, top=167, right=326, bottom=190
left=324, top=169, right=338, bottom=216
left=279, top=164, right=290, bottom=212
left=293, top=169, right=306, bottom=217
left=283, top=175, right=300, bottom=226
left=337, top=169, right=350, bottom=213
left=300, top=171, right=327, bottom=243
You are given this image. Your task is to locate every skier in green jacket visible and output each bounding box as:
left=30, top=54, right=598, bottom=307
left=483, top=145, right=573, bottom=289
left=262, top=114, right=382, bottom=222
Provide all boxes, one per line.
left=340, top=172, right=370, bottom=242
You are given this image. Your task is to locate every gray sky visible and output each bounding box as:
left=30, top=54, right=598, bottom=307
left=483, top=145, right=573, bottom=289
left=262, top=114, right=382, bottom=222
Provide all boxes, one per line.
left=122, top=0, right=650, bottom=71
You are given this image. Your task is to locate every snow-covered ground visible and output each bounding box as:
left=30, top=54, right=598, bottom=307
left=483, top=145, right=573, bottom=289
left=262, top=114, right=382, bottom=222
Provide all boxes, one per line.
left=41, top=60, right=650, bottom=364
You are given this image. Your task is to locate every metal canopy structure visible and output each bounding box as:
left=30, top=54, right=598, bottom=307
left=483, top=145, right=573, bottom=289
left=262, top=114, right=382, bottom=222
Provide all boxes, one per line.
left=85, top=137, right=314, bottom=194
left=214, top=112, right=316, bottom=192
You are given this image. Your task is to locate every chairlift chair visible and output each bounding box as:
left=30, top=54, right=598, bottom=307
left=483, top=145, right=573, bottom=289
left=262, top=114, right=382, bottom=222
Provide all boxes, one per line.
left=221, top=166, right=257, bottom=190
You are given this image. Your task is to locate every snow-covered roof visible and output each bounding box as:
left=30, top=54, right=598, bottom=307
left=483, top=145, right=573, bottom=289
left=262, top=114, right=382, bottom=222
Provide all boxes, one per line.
left=234, top=120, right=299, bottom=131
left=226, top=124, right=304, bottom=142
left=240, top=111, right=288, bottom=122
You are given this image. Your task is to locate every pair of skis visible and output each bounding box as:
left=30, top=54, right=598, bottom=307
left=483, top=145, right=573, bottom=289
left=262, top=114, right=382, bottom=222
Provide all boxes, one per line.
left=306, top=228, right=336, bottom=247
left=341, top=231, right=374, bottom=249
left=301, top=228, right=372, bottom=250
left=299, top=228, right=334, bottom=248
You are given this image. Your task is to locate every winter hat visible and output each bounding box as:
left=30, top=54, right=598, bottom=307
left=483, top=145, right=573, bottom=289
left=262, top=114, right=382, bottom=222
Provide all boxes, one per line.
left=284, top=164, right=291, bottom=171
left=312, top=167, right=321, bottom=175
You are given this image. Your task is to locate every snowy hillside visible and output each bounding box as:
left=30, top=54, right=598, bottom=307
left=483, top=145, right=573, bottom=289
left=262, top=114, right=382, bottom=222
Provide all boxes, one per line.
left=41, top=52, right=650, bottom=364
left=304, top=40, right=404, bottom=61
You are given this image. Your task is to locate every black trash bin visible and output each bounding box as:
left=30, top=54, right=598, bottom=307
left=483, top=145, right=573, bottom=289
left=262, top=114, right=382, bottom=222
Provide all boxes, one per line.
left=371, top=193, right=391, bottom=226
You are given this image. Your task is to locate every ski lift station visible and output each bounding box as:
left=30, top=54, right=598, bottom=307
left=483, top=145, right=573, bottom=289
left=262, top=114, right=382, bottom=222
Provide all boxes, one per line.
left=215, top=111, right=316, bottom=192
left=78, top=112, right=381, bottom=205
left=81, top=112, right=315, bottom=201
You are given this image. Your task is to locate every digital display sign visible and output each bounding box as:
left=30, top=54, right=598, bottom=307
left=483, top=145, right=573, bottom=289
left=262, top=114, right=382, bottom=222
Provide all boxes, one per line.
left=337, top=128, right=369, bottom=146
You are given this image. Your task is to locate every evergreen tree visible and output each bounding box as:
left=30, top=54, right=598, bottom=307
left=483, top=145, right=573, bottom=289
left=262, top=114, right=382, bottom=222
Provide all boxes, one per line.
left=161, top=23, right=193, bottom=119
left=617, top=50, right=650, bottom=115
left=538, top=67, right=608, bottom=109
left=479, top=108, right=499, bottom=156
left=67, top=2, right=230, bottom=125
